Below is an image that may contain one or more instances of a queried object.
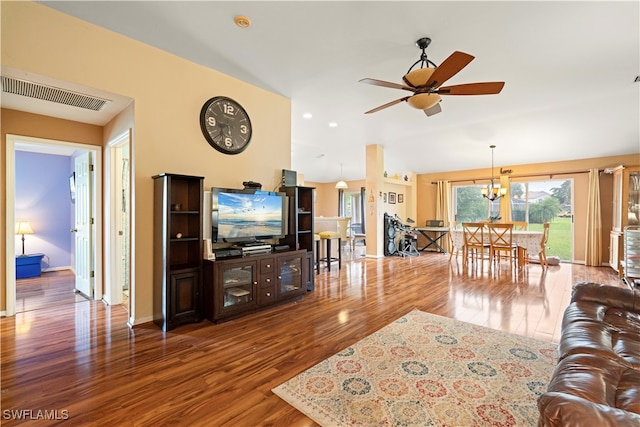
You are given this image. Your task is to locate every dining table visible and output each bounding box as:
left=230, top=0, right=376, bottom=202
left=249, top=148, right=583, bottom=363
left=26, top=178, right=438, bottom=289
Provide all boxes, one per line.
left=450, top=229, right=543, bottom=265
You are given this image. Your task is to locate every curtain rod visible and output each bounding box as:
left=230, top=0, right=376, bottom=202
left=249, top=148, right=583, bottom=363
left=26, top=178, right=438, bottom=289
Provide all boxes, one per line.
left=431, top=168, right=604, bottom=185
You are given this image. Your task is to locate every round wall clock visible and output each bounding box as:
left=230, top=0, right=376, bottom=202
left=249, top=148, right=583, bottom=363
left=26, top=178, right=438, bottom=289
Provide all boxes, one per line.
left=200, top=96, right=252, bottom=154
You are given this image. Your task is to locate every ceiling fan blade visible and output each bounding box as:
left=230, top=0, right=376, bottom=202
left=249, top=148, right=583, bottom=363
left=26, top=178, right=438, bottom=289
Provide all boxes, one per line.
left=424, top=51, right=474, bottom=89
left=437, top=82, right=505, bottom=95
left=359, top=78, right=414, bottom=92
left=364, top=97, right=410, bottom=114
left=424, top=103, right=442, bottom=117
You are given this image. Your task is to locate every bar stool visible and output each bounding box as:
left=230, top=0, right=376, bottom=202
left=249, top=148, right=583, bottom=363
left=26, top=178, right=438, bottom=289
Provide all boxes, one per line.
left=318, top=231, right=341, bottom=272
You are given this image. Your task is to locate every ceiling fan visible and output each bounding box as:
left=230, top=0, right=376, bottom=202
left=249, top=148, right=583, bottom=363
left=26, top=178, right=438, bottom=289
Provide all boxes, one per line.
left=359, top=37, right=505, bottom=116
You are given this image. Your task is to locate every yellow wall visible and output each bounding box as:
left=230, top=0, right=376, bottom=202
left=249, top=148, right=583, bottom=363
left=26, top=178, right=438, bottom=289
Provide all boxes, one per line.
left=309, top=153, right=639, bottom=263
left=1, top=2, right=292, bottom=320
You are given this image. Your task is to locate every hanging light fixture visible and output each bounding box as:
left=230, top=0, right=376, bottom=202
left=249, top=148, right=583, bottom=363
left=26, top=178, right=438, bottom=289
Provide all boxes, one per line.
left=335, top=163, right=348, bottom=189
left=480, top=145, right=507, bottom=201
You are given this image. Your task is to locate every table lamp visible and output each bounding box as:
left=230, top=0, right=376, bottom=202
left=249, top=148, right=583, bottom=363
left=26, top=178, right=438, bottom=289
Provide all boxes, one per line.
left=15, top=221, right=34, bottom=256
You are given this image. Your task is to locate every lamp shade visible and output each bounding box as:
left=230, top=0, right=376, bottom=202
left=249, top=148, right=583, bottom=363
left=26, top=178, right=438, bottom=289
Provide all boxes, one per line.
left=16, top=221, right=34, bottom=235
left=335, top=180, right=348, bottom=189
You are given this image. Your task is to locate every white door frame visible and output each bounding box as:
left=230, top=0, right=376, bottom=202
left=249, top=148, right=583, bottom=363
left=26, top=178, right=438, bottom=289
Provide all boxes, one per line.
left=5, top=134, right=103, bottom=316
left=104, top=130, right=133, bottom=318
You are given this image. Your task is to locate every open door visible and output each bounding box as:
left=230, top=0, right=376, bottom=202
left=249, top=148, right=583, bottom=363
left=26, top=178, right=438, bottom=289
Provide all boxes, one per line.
left=73, top=152, right=93, bottom=298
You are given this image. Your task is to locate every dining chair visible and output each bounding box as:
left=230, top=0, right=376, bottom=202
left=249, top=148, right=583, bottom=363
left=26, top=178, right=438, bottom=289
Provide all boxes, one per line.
left=350, top=222, right=366, bottom=251
left=448, top=221, right=458, bottom=262
left=461, top=222, right=488, bottom=265
left=511, top=221, right=529, bottom=264
left=538, top=223, right=550, bottom=268
left=487, top=223, right=518, bottom=269
left=511, top=221, right=528, bottom=230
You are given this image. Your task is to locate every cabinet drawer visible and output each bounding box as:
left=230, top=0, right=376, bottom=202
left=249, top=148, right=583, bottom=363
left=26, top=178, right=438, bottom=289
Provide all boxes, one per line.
left=260, top=259, right=274, bottom=274
left=259, top=273, right=274, bottom=288
left=258, top=287, right=276, bottom=305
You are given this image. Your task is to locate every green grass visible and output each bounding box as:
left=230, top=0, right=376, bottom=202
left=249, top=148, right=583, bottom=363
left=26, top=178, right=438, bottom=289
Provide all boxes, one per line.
left=529, top=217, right=572, bottom=261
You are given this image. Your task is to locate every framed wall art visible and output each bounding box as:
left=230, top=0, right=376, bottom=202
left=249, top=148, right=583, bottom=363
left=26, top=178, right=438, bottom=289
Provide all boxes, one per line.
left=388, top=192, right=396, bottom=204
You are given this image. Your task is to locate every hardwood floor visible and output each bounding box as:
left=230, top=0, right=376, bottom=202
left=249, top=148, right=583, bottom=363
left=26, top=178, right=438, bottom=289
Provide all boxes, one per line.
left=1, top=254, right=622, bottom=426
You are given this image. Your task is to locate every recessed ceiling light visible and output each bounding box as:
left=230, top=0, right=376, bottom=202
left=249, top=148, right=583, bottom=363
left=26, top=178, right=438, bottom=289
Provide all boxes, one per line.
left=234, top=16, right=251, bottom=28
left=328, top=122, right=338, bottom=128
left=303, top=113, right=313, bottom=119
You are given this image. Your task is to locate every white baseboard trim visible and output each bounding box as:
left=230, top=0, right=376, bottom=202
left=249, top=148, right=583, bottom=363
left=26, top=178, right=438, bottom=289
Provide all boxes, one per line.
left=0, top=311, right=6, bottom=317
left=128, top=315, right=154, bottom=328
left=42, top=266, right=73, bottom=272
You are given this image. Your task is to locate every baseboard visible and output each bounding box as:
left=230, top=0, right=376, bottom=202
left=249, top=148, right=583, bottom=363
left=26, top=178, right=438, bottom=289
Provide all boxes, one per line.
left=42, top=266, right=73, bottom=272
left=0, top=311, right=6, bottom=317
left=128, top=315, right=154, bottom=328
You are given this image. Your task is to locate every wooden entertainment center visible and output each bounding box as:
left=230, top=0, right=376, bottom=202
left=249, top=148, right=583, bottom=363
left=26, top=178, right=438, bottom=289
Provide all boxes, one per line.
left=153, top=173, right=315, bottom=329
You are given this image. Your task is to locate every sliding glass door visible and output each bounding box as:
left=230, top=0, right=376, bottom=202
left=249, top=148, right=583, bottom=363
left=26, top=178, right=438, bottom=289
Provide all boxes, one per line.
left=452, top=179, right=573, bottom=261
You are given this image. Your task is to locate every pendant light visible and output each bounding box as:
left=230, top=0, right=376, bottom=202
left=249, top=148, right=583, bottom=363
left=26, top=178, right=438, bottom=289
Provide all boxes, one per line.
left=335, top=163, right=348, bottom=189
left=480, top=145, right=507, bottom=201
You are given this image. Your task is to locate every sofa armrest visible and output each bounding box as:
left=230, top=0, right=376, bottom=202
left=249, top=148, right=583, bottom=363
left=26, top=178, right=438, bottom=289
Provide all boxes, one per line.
left=571, top=282, right=639, bottom=314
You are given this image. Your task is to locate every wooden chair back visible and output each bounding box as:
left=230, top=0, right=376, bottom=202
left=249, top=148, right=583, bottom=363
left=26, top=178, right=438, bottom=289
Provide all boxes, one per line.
left=462, top=222, right=486, bottom=249
left=487, top=223, right=514, bottom=250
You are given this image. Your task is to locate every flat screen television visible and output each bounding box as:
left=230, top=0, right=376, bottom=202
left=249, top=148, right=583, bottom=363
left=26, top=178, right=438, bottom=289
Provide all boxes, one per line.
left=211, top=187, right=288, bottom=243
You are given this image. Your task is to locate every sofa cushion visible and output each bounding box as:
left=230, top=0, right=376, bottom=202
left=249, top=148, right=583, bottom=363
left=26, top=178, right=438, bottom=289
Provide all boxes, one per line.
left=558, top=302, right=640, bottom=368
left=538, top=354, right=640, bottom=426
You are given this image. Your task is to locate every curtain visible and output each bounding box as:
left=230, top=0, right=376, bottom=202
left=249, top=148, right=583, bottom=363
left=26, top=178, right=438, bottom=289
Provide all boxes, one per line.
left=338, top=188, right=344, bottom=216
left=436, top=180, right=452, bottom=251
left=585, top=168, right=602, bottom=266
left=499, top=174, right=512, bottom=222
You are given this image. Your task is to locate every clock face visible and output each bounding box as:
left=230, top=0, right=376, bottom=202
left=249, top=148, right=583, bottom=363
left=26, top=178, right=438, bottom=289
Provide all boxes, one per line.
left=200, top=96, right=252, bottom=154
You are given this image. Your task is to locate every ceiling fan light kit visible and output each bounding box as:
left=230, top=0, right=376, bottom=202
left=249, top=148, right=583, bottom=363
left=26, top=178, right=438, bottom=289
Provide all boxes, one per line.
left=406, top=93, right=441, bottom=110
left=360, top=37, right=505, bottom=117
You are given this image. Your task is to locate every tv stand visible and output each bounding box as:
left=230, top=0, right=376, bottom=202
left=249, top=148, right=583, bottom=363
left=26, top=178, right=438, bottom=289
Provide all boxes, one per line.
left=203, top=249, right=308, bottom=322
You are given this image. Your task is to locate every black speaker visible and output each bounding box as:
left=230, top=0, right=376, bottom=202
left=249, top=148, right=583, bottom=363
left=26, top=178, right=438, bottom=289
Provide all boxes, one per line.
left=383, top=213, right=396, bottom=256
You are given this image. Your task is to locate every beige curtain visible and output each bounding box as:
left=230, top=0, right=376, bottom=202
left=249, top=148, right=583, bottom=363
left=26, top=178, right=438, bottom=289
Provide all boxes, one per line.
left=585, top=168, right=602, bottom=266
left=499, top=174, right=512, bottom=222
left=436, top=180, right=452, bottom=252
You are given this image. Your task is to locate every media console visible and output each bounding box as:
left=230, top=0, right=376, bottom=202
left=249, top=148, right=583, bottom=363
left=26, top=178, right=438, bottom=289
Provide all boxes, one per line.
left=203, top=249, right=308, bottom=322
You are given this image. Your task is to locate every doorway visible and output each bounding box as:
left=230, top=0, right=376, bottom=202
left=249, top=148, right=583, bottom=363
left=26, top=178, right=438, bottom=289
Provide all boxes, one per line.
left=105, top=130, right=132, bottom=314
left=5, top=134, right=103, bottom=316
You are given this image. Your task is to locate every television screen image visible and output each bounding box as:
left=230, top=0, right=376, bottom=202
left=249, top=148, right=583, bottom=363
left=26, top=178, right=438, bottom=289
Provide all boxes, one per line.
left=212, top=189, right=287, bottom=243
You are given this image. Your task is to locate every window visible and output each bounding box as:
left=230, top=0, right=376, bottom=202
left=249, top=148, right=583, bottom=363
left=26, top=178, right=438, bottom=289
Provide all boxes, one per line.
left=453, top=179, right=573, bottom=261
left=452, top=184, right=499, bottom=225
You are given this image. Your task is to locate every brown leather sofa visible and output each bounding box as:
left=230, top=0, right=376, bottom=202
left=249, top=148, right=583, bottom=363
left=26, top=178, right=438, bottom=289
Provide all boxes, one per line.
left=538, top=282, right=640, bottom=426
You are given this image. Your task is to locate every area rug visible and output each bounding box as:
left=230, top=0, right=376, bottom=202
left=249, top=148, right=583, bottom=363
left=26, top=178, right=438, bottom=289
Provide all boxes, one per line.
left=272, top=309, right=558, bottom=426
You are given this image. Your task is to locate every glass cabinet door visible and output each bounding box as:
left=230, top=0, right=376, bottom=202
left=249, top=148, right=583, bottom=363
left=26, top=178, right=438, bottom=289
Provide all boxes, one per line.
left=277, top=255, right=303, bottom=297
left=220, top=264, right=255, bottom=309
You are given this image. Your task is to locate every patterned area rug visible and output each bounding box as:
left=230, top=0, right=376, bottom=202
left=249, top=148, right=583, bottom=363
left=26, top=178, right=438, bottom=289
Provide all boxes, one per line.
left=273, top=310, right=558, bottom=426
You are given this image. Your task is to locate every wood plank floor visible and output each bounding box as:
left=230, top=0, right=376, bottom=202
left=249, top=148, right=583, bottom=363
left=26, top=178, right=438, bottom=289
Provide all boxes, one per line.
left=1, top=254, right=622, bottom=426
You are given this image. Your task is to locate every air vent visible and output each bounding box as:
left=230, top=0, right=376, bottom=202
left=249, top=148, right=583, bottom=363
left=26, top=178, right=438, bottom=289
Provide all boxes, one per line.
left=1, top=76, right=110, bottom=111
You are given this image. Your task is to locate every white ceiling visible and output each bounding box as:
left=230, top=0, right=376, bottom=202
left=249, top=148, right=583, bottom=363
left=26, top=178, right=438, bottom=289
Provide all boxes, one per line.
left=4, top=1, right=639, bottom=182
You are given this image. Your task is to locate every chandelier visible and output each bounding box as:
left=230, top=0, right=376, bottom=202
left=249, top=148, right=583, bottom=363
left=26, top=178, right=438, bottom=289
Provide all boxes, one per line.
left=480, top=145, right=507, bottom=201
